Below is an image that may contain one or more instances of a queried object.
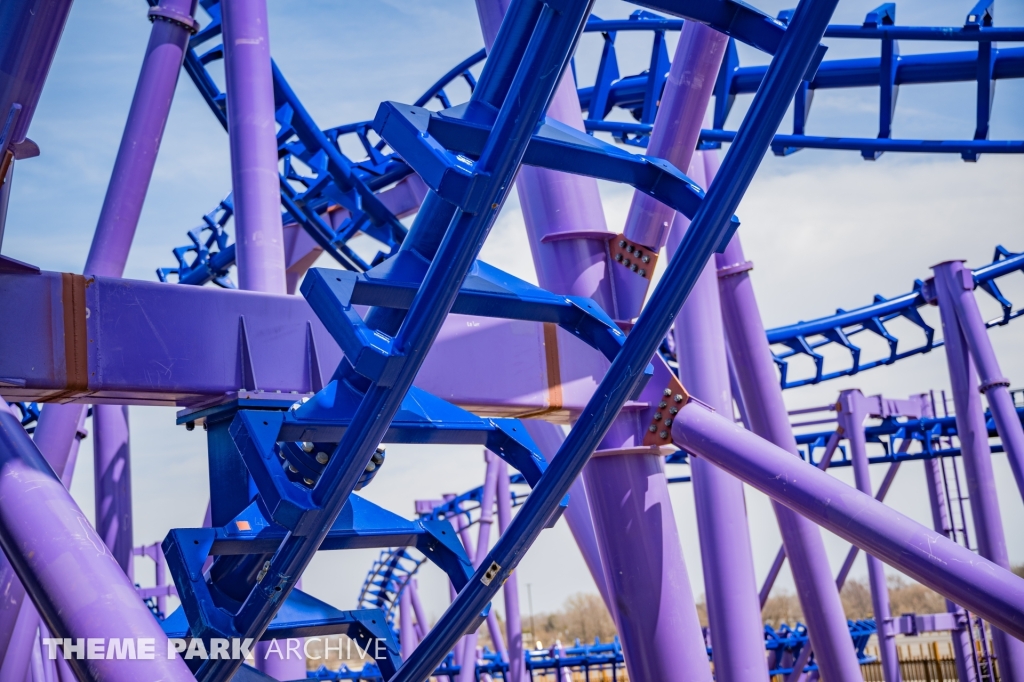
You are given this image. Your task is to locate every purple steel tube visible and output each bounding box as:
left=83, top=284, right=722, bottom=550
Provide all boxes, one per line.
left=475, top=0, right=615, bottom=312
left=585, top=447, right=712, bottom=681
left=408, top=579, right=429, bottom=651
left=667, top=159, right=768, bottom=682
left=3, top=2, right=198, bottom=672
left=221, top=0, right=287, bottom=294
left=617, top=23, right=727, bottom=313
left=716, top=229, right=863, bottom=682
left=400, top=587, right=417, bottom=660
left=760, top=428, right=843, bottom=607
left=0, top=404, right=86, bottom=679
left=936, top=260, right=1024, bottom=502
left=0, top=0, right=74, bottom=162
left=496, top=460, right=526, bottom=682
left=93, top=404, right=133, bottom=575
left=86, top=0, right=198, bottom=279
left=0, top=410, right=194, bottom=681
left=934, top=262, right=1024, bottom=681
left=521, top=421, right=610, bottom=609
left=838, top=390, right=901, bottom=682
left=924, top=454, right=978, bottom=682
left=834, top=460, right=903, bottom=590
left=670, top=399, right=1024, bottom=639
left=457, top=456, right=499, bottom=682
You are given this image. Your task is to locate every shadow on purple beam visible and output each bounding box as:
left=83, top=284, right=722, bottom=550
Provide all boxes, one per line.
left=671, top=398, right=1024, bottom=639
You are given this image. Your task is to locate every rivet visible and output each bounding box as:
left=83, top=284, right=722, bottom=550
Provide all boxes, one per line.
left=659, top=431, right=668, bottom=439
left=301, top=442, right=314, bottom=453
left=664, top=418, right=673, bottom=427
left=623, top=259, right=631, bottom=267
left=649, top=425, right=657, bottom=433
left=663, top=389, right=672, bottom=397
left=642, top=255, right=650, bottom=264
left=288, top=464, right=298, bottom=473
left=674, top=394, right=684, bottom=403
left=618, top=240, right=626, bottom=248
left=627, top=245, right=634, bottom=254
left=654, top=413, right=662, bottom=421
left=316, top=452, right=329, bottom=464
left=669, top=407, right=678, bottom=415
left=365, top=462, right=377, bottom=473
left=659, top=401, right=667, bottom=408
left=303, top=478, right=315, bottom=486
left=631, top=264, right=638, bottom=272
left=615, top=254, right=624, bottom=262
left=639, top=269, right=646, bottom=277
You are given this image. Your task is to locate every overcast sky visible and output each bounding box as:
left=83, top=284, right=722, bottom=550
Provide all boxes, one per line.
left=3, top=0, right=1023, bottom=625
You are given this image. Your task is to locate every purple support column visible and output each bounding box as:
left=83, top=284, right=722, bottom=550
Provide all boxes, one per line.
left=616, top=21, right=728, bottom=314
left=2, top=1, right=199, bottom=670
left=221, top=0, right=287, bottom=294
left=716, top=225, right=863, bottom=682
left=837, top=390, right=901, bottom=682
left=760, top=428, right=844, bottom=607
left=400, top=587, right=417, bottom=660
left=0, top=410, right=194, bottom=681
left=670, top=399, right=1024, bottom=640
left=496, top=460, right=526, bottom=682
left=0, top=0, right=75, bottom=168
left=933, top=261, right=1024, bottom=681
left=585, top=445, right=713, bottom=681
left=93, top=404, right=133, bottom=575
left=457, top=455, right=500, bottom=682
left=923, top=454, right=978, bottom=682
left=0, top=406, right=86, bottom=678
left=936, top=259, right=1024, bottom=502
left=521, top=421, right=610, bottom=609
left=222, top=4, right=303, bottom=674
left=86, top=0, right=198, bottom=278
left=667, top=159, right=768, bottom=682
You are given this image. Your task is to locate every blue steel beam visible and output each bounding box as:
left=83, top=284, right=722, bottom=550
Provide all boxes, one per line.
left=391, top=0, right=841, bottom=678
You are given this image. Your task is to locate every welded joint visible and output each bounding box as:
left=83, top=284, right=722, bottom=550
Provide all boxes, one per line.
left=979, top=378, right=1010, bottom=394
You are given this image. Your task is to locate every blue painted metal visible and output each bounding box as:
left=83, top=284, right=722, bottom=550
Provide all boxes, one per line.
left=166, top=2, right=613, bottom=679
left=766, top=246, right=1024, bottom=389
left=574, top=4, right=1024, bottom=156
left=392, top=1, right=841, bottom=678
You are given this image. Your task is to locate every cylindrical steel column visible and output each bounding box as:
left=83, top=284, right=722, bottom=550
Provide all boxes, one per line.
left=93, top=404, right=134, bottom=575
left=936, top=259, right=1024, bottom=503
left=86, top=0, right=198, bottom=278
left=0, top=405, right=87, bottom=679
left=585, top=442, right=713, bottom=681
left=837, top=390, right=901, bottom=682
left=668, top=159, right=768, bottom=682
left=0, top=410, right=194, bottom=681
left=715, top=222, right=863, bottom=682
left=3, top=0, right=199, bottom=670
left=0, top=0, right=75, bottom=164
left=399, top=586, right=417, bottom=660
left=934, top=261, right=1024, bottom=681
left=521, top=420, right=610, bottom=609
left=615, top=21, right=727, bottom=314
left=923, top=453, right=978, bottom=682
left=221, top=0, right=287, bottom=294
left=497, top=460, right=526, bottom=682
left=671, top=399, right=1024, bottom=640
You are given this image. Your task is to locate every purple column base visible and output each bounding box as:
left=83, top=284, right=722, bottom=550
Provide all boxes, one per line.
left=584, top=452, right=712, bottom=682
